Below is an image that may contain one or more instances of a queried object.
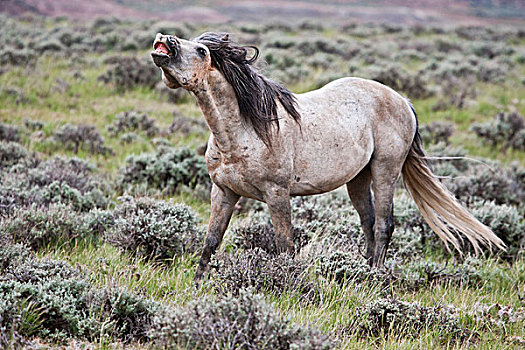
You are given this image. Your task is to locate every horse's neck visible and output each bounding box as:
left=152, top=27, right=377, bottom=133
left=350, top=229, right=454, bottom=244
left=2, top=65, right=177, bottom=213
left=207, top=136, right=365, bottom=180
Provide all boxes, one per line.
left=193, top=70, right=244, bottom=153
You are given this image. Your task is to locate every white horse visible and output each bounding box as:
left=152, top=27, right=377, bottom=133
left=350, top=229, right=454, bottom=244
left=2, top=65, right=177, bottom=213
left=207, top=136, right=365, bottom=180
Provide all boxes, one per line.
left=150, top=32, right=505, bottom=281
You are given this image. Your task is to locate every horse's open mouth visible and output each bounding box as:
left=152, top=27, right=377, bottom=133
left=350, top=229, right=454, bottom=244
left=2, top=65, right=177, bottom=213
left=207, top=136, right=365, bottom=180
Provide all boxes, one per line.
left=153, top=42, right=170, bottom=56
left=151, top=41, right=172, bottom=67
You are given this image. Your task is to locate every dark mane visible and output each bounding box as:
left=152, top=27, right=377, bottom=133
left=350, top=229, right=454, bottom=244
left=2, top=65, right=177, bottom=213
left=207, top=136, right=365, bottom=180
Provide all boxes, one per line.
left=194, top=32, right=301, bottom=147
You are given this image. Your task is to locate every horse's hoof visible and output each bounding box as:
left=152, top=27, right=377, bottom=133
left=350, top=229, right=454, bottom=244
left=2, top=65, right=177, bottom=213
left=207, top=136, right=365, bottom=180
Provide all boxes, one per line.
left=276, top=244, right=295, bottom=257
left=193, top=269, right=205, bottom=285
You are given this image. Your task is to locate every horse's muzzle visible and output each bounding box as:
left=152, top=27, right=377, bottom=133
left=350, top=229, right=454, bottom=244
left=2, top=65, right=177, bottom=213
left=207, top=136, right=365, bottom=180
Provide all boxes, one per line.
left=151, top=33, right=179, bottom=67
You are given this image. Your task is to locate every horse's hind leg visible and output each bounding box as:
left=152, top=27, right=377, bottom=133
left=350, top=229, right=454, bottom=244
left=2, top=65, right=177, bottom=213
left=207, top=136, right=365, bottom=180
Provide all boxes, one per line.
left=346, top=164, right=375, bottom=265
left=370, top=162, right=399, bottom=267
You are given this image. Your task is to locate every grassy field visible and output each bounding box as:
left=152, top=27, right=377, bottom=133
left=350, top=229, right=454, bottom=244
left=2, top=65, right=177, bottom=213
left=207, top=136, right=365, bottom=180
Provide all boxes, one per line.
left=1, top=15, right=525, bottom=349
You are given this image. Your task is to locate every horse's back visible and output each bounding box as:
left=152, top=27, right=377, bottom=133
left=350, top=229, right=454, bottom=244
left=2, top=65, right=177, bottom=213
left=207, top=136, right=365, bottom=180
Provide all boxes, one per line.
left=296, top=76, right=417, bottom=150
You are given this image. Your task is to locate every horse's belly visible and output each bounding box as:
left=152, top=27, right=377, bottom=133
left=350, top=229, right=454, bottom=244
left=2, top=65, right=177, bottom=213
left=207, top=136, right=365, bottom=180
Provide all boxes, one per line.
left=290, top=149, right=371, bottom=195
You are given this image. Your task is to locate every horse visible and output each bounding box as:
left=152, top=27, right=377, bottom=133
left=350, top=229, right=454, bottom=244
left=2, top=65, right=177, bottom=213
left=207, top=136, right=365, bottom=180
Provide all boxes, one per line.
left=150, top=32, right=505, bottom=282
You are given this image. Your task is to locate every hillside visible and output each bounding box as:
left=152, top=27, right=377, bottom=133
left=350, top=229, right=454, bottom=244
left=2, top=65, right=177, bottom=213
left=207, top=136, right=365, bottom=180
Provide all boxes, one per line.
left=2, top=0, right=525, bottom=24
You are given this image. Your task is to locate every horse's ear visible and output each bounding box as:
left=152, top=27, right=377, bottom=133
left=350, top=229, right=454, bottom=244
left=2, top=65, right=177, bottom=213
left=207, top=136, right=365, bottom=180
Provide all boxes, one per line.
left=245, top=45, right=260, bottom=64
left=221, top=33, right=229, bottom=42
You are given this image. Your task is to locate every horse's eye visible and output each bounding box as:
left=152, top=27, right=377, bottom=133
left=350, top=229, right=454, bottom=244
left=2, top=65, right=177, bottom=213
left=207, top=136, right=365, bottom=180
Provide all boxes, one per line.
left=197, top=47, right=207, bottom=57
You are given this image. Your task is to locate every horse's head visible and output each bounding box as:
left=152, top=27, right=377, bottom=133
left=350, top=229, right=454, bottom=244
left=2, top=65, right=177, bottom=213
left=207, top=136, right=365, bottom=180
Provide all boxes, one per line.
left=151, top=33, right=211, bottom=91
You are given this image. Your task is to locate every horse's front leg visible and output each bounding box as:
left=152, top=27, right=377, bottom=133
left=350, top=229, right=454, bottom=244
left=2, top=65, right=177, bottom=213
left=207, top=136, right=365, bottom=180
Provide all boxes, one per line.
left=194, top=184, right=239, bottom=283
left=264, top=185, right=294, bottom=254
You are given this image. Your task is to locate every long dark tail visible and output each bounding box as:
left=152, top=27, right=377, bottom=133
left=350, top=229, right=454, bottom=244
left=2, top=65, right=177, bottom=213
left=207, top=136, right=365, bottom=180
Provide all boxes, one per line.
left=401, top=125, right=506, bottom=254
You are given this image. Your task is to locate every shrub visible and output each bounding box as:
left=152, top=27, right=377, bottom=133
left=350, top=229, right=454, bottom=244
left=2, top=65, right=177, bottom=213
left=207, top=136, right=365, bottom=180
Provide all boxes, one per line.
left=34, top=39, right=63, bottom=53
left=471, top=112, right=525, bottom=152
left=36, top=180, right=105, bottom=212
left=120, top=132, right=139, bottom=144
left=435, top=39, right=461, bottom=54
left=291, top=193, right=357, bottom=233
left=316, top=250, right=387, bottom=285
left=459, top=303, right=525, bottom=330
left=364, top=64, right=432, bottom=99
left=470, top=201, right=525, bottom=258
left=0, top=245, right=161, bottom=345
left=419, top=121, right=455, bottom=145
left=167, top=110, right=207, bottom=136
left=311, top=72, right=347, bottom=90
left=148, top=22, right=190, bottom=40
left=0, top=141, right=34, bottom=169
left=305, top=52, right=337, bottom=69
left=81, top=208, right=114, bottom=237
left=392, top=194, right=430, bottom=256
left=230, top=222, right=277, bottom=253
left=98, top=55, right=159, bottom=91
left=151, top=289, right=333, bottom=349
left=28, top=156, right=101, bottom=191
left=155, top=81, right=189, bottom=103
left=24, top=156, right=110, bottom=211
left=455, top=26, right=490, bottom=40
left=398, top=257, right=483, bottom=288
left=390, top=226, right=428, bottom=260
left=446, top=162, right=525, bottom=207
left=0, top=181, right=32, bottom=216
left=509, top=129, right=525, bottom=151
left=315, top=250, right=480, bottom=291
left=117, top=146, right=210, bottom=194
left=23, top=118, right=44, bottom=131
left=54, top=123, right=112, bottom=155
left=0, top=204, right=95, bottom=251
left=0, top=123, right=21, bottom=143
left=108, top=111, right=159, bottom=137
left=230, top=221, right=309, bottom=254
left=0, top=151, right=111, bottom=213
left=0, top=86, right=29, bottom=104
left=80, top=287, right=159, bottom=342
left=104, top=197, right=202, bottom=261
left=0, top=243, right=31, bottom=273
left=430, top=54, right=506, bottom=83
left=350, top=298, right=467, bottom=340
left=470, top=41, right=513, bottom=59
left=270, top=64, right=310, bottom=85
left=1, top=204, right=112, bottom=249
left=296, top=37, right=344, bottom=56
left=210, top=248, right=317, bottom=301
left=0, top=47, right=36, bottom=66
